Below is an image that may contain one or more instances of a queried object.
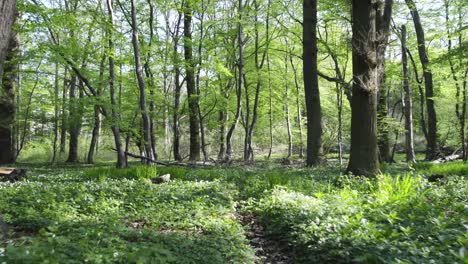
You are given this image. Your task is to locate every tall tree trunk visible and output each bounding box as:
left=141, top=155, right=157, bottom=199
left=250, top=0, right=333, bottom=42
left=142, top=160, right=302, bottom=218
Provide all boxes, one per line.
left=401, top=25, right=416, bottom=162
left=290, top=52, right=304, bottom=159
left=267, top=54, right=273, bottom=159
left=183, top=1, right=201, bottom=161
left=303, top=0, right=322, bottom=166
left=285, top=54, right=293, bottom=159
left=107, top=0, right=126, bottom=168
left=60, top=68, right=68, bottom=154
left=445, top=0, right=466, bottom=160
left=347, top=0, right=393, bottom=177
left=0, top=0, right=16, bottom=77
left=0, top=25, right=18, bottom=164
left=66, top=75, right=80, bottom=163
left=377, top=74, right=392, bottom=162
left=336, top=82, right=344, bottom=166
left=130, top=0, right=154, bottom=164
left=52, top=63, right=60, bottom=163
left=405, top=0, right=438, bottom=160
left=225, top=0, right=244, bottom=161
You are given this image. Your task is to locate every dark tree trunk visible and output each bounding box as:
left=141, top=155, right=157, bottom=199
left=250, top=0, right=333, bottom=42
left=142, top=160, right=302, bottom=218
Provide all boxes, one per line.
left=184, top=1, right=201, bottom=161
left=401, top=25, right=416, bottom=162
left=346, top=0, right=393, bottom=177
left=303, top=0, right=322, bottom=166
left=87, top=105, right=100, bottom=164
left=130, top=0, right=154, bottom=164
left=66, top=76, right=81, bottom=163
left=0, top=25, right=18, bottom=165
left=285, top=54, right=293, bottom=159
left=405, top=0, right=439, bottom=160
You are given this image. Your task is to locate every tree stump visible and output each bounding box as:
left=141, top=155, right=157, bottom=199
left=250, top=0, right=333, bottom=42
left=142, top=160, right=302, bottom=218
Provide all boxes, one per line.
left=151, top=174, right=171, bottom=184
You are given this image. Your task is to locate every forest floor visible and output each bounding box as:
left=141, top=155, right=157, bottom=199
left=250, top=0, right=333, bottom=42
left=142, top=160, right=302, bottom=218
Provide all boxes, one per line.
left=0, top=160, right=467, bottom=263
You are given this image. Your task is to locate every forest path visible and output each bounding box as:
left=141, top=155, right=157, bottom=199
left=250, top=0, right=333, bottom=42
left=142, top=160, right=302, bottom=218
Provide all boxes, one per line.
left=236, top=206, right=293, bottom=264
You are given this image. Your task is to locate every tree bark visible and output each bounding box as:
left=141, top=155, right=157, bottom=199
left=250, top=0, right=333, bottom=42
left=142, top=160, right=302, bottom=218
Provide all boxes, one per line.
left=130, top=0, right=154, bottom=164
left=66, top=76, right=81, bottom=163
left=184, top=1, right=201, bottom=162
left=0, top=26, right=18, bottom=164
left=401, top=25, right=416, bottom=162
left=225, top=0, right=244, bottom=161
left=52, top=63, right=60, bottom=163
left=303, top=0, right=322, bottom=166
left=0, top=0, right=17, bottom=164
left=405, top=0, right=439, bottom=160
left=60, top=68, right=68, bottom=154
left=346, top=0, right=393, bottom=177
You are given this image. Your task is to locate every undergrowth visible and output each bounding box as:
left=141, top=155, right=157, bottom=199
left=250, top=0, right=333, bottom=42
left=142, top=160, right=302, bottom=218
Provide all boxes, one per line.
left=1, top=162, right=467, bottom=263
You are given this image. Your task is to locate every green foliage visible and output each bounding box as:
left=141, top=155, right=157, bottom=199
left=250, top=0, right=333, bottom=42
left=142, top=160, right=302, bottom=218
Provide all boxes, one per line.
left=246, top=174, right=467, bottom=263
left=1, top=163, right=466, bottom=263
left=83, top=165, right=158, bottom=181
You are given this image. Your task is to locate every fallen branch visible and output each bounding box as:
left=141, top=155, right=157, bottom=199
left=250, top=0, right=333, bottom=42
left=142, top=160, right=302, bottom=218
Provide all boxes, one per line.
left=111, top=149, right=215, bottom=167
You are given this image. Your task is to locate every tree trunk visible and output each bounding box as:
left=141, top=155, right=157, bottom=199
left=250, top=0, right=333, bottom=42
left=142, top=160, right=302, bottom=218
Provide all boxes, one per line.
left=0, top=24, right=18, bottom=165
left=285, top=54, right=293, bottom=159
left=405, top=0, right=439, bottom=160
left=303, top=0, right=322, bottom=166
left=0, top=0, right=16, bottom=77
left=66, top=76, right=81, bottom=163
left=377, top=74, right=392, bottom=162
left=267, top=54, right=273, bottom=159
left=60, top=68, right=68, bottom=154
left=183, top=1, right=201, bottom=162
left=130, top=0, right=154, bottom=164
left=52, top=63, right=60, bottom=163
left=225, top=0, right=244, bottom=161
left=290, top=52, right=304, bottom=159
left=401, top=25, right=416, bottom=162
left=87, top=105, right=100, bottom=164
left=346, top=0, right=393, bottom=177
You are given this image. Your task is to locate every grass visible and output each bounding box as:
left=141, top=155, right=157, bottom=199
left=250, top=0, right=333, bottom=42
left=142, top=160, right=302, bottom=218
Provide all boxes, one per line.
left=1, top=162, right=467, bottom=263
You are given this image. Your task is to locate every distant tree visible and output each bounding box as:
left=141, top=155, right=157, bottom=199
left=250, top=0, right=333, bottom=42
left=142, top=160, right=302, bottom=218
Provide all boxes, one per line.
left=405, top=0, right=439, bottom=160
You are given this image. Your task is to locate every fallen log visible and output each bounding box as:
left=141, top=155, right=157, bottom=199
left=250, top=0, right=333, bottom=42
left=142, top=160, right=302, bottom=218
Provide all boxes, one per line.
left=0, top=168, right=27, bottom=182
left=432, top=154, right=462, bottom=163
left=111, top=149, right=215, bottom=167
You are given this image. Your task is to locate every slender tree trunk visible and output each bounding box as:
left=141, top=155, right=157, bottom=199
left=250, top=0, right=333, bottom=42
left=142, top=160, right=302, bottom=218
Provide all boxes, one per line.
left=130, top=0, right=154, bottom=164
left=52, top=63, right=60, bottom=163
left=107, top=0, right=126, bottom=168
left=290, top=53, right=304, bottom=158
left=87, top=105, right=100, bottom=164
left=285, top=54, right=293, bottom=159
left=60, top=68, right=68, bottom=154
left=445, top=1, right=466, bottom=160
left=225, top=0, right=244, bottom=161
left=303, top=0, right=322, bottom=166
left=401, top=25, right=416, bottom=162
left=267, top=54, right=273, bottom=159
left=405, top=0, right=439, bottom=160
left=347, top=0, right=393, bottom=177
left=0, top=26, right=18, bottom=164
left=336, top=82, right=343, bottom=166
